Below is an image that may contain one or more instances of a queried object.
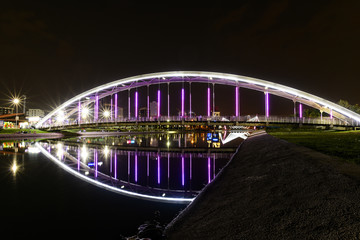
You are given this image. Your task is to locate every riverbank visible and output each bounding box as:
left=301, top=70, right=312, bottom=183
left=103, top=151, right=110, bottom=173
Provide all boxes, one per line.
left=0, top=132, right=63, bottom=139
left=165, top=132, right=360, bottom=239
left=268, top=129, right=360, bottom=164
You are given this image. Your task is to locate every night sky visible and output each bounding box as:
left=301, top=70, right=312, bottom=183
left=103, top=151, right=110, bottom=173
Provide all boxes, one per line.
left=1, top=1, right=359, bottom=115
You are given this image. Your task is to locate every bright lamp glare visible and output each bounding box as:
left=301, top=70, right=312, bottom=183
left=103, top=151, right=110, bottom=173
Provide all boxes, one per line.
left=81, top=145, right=88, bottom=160
left=103, top=146, right=109, bottom=157
left=11, top=161, right=18, bottom=174
left=103, top=110, right=110, bottom=118
left=82, top=107, right=90, bottom=119
left=56, top=110, right=66, bottom=122
left=13, top=98, right=20, bottom=104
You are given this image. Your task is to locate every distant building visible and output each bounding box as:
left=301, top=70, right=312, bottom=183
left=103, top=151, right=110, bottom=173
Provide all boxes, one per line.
left=139, top=107, right=148, bottom=117
left=27, top=109, right=45, bottom=118
left=117, top=107, right=124, bottom=119
left=0, top=107, right=14, bottom=115
left=150, top=101, right=158, bottom=117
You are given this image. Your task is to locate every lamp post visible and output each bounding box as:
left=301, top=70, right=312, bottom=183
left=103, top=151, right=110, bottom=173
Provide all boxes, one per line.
left=13, top=98, right=20, bottom=128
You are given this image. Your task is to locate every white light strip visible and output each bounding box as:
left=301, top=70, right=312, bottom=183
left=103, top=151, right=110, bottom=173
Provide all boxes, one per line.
left=35, top=143, right=194, bottom=204
left=36, top=71, right=360, bottom=127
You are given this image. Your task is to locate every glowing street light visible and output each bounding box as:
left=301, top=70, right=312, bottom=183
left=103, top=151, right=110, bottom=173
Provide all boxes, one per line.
left=13, top=98, right=20, bottom=105
left=56, top=110, right=66, bottom=123
left=81, top=107, right=90, bottom=119
left=103, top=110, right=111, bottom=119
left=13, top=98, right=20, bottom=128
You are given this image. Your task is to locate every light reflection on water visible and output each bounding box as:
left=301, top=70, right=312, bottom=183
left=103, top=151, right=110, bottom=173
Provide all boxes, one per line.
left=3, top=131, right=248, bottom=202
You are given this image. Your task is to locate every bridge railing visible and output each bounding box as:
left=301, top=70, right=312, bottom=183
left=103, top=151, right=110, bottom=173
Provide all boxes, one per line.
left=39, top=114, right=360, bottom=129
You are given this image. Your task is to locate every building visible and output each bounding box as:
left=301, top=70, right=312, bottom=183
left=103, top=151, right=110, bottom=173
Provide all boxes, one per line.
left=139, top=107, right=147, bottom=117
left=0, top=107, right=14, bottom=115
left=150, top=101, right=158, bottom=117
left=27, top=109, right=45, bottom=118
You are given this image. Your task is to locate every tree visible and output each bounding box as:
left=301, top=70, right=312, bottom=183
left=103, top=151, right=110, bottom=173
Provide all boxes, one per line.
left=304, top=108, right=320, bottom=118
left=338, top=100, right=360, bottom=114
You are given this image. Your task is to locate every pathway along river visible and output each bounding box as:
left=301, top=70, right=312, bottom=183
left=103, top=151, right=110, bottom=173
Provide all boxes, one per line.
left=0, top=131, right=247, bottom=238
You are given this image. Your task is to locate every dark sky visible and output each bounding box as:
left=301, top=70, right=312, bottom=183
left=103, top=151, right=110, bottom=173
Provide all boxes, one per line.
left=1, top=1, right=359, bottom=115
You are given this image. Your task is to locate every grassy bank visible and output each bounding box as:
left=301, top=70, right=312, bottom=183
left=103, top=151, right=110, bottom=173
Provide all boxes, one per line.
left=268, top=129, right=360, bottom=164
left=0, top=128, right=49, bottom=134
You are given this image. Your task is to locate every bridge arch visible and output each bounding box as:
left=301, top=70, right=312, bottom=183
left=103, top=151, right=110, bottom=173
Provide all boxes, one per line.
left=36, top=71, right=360, bottom=128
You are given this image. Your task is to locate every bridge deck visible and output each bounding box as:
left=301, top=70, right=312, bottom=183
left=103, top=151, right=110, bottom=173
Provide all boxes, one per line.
left=41, top=116, right=358, bottom=131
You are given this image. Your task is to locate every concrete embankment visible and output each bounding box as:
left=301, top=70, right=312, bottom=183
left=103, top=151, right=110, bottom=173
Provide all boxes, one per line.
left=165, top=132, right=360, bottom=239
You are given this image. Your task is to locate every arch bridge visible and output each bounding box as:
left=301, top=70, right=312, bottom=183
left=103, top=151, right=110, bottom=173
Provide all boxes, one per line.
left=36, top=71, right=360, bottom=129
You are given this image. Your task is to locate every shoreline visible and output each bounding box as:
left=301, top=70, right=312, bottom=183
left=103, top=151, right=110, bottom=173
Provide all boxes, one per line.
left=0, top=132, right=64, bottom=140
left=165, top=132, right=360, bottom=239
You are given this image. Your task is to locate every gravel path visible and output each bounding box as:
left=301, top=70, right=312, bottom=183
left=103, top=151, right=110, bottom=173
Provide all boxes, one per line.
left=165, top=133, right=360, bottom=239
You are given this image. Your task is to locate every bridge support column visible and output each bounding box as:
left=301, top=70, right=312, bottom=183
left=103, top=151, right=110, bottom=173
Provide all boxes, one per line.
left=181, top=88, right=185, bottom=118
left=110, top=96, right=113, bottom=121
left=135, top=91, right=138, bottom=120
left=212, top=83, right=215, bottom=116
left=94, top=94, right=99, bottom=122
left=207, top=86, right=211, bottom=117
left=115, top=93, right=118, bottom=122
left=167, top=83, right=170, bottom=119
left=157, top=89, right=161, bottom=118
left=235, top=86, right=239, bottom=121
left=147, top=85, right=150, bottom=119
left=78, top=100, right=81, bottom=126
left=265, top=92, right=269, bottom=119
left=320, top=110, right=323, bottom=122
left=189, top=82, right=192, bottom=117
left=128, top=89, right=131, bottom=120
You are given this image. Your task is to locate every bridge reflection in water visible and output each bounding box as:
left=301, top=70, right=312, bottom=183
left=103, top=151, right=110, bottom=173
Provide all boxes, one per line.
left=36, top=132, right=247, bottom=203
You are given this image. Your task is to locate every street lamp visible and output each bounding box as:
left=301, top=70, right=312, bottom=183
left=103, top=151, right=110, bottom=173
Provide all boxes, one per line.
left=103, top=110, right=110, bottom=119
left=13, top=98, right=20, bottom=128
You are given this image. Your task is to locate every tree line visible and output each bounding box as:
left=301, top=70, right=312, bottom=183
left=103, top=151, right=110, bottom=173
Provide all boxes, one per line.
left=303, top=100, right=360, bottom=118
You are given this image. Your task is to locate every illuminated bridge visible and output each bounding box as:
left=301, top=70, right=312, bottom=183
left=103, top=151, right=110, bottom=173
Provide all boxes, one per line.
left=36, top=71, right=360, bottom=129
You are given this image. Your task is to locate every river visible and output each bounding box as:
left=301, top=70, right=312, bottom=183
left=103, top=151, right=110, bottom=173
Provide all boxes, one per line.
left=0, top=131, right=247, bottom=237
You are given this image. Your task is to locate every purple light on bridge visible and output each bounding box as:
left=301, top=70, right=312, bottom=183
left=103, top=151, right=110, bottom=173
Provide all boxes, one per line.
left=128, top=90, right=131, bottom=118
left=182, top=155, right=185, bottom=186
left=95, top=95, right=99, bottom=121
left=115, top=93, right=118, bottom=120
left=207, top=87, right=211, bottom=116
left=114, top=151, right=117, bottom=179
left=330, top=109, right=333, bottom=119
left=78, top=101, right=81, bottom=124
left=157, top=153, right=161, bottom=184
left=135, top=91, right=138, bottom=118
left=235, top=87, right=239, bottom=117
left=265, top=92, right=269, bottom=118
left=181, top=88, right=185, bottom=117
left=208, top=156, right=211, bottom=183
left=147, top=87, right=150, bottom=118
left=135, top=152, right=138, bottom=182
left=299, top=103, right=303, bottom=118
left=157, top=89, right=161, bottom=117
left=94, top=149, right=98, bottom=178
left=77, top=147, right=80, bottom=171
left=110, top=97, right=113, bottom=121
